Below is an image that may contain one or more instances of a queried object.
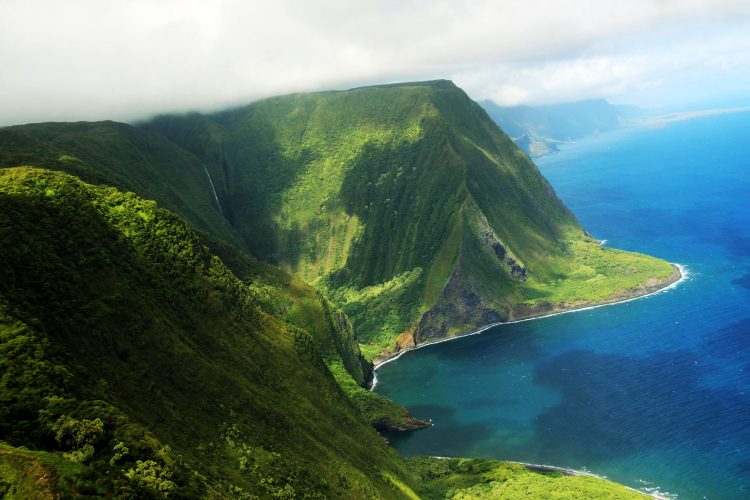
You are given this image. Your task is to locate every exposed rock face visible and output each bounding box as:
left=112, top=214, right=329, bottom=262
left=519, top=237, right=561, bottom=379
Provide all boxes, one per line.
left=395, top=327, right=418, bottom=351
left=413, top=266, right=503, bottom=345
left=506, top=258, right=529, bottom=281
left=492, top=242, right=507, bottom=259
left=372, top=415, right=432, bottom=433
left=479, top=223, right=528, bottom=282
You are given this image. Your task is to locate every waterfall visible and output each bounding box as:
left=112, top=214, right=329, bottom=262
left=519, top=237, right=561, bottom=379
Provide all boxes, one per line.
left=203, top=165, right=224, bottom=217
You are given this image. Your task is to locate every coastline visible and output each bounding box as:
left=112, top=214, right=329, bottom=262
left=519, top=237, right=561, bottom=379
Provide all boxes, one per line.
left=428, top=457, right=671, bottom=499
left=510, top=461, right=672, bottom=499
left=635, top=105, right=750, bottom=127
left=371, top=263, right=686, bottom=387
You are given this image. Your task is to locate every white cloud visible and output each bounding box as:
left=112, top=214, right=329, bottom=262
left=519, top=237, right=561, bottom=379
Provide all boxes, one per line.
left=1, top=0, right=749, bottom=125
left=459, top=56, right=653, bottom=106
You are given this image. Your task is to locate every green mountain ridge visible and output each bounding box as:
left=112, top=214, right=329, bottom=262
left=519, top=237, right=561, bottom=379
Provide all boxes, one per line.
left=0, top=80, right=673, bottom=497
left=141, top=80, right=676, bottom=356
left=0, top=80, right=676, bottom=360
left=0, top=166, right=416, bottom=497
left=0, top=120, right=245, bottom=250
left=0, top=167, right=646, bottom=498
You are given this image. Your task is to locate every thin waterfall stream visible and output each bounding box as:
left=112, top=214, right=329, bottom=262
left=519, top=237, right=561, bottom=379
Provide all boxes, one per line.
left=203, top=165, right=224, bottom=216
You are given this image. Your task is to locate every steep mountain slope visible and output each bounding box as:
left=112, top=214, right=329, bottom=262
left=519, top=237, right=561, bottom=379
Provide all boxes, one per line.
left=0, top=81, right=677, bottom=360
left=407, top=457, right=646, bottom=499
left=0, top=167, right=416, bottom=497
left=0, top=121, right=244, bottom=250
left=144, top=81, right=676, bottom=356
left=0, top=83, right=676, bottom=498
left=204, top=236, right=429, bottom=432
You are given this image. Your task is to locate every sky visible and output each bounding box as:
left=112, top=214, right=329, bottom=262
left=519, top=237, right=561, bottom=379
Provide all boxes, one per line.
left=1, top=0, right=749, bottom=126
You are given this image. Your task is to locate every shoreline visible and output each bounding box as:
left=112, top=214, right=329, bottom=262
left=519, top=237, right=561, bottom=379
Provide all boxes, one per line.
left=509, top=461, right=672, bottom=499
left=371, top=263, right=686, bottom=388
left=428, top=457, right=671, bottom=499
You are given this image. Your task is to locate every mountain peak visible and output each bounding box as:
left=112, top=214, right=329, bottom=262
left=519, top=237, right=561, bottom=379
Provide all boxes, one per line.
left=349, top=78, right=458, bottom=92
left=1, top=80, right=675, bottom=361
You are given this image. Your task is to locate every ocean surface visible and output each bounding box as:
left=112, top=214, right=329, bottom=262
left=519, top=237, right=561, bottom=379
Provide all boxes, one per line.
left=374, top=110, right=750, bottom=498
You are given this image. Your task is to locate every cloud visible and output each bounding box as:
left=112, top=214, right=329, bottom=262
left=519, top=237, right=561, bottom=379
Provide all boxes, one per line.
left=1, top=0, right=749, bottom=125
left=456, top=56, right=654, bottom=106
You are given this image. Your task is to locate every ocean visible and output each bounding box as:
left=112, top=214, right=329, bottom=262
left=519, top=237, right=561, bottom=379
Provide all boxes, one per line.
left=373, top=110, right=750, bottom=498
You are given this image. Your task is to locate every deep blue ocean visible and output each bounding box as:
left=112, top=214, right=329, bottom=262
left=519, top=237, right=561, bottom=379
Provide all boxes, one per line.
left=374, top=111, right=750, bottom=498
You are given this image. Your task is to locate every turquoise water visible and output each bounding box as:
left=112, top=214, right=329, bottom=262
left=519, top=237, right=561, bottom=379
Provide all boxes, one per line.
left=374, top=111, right=750, bottom=498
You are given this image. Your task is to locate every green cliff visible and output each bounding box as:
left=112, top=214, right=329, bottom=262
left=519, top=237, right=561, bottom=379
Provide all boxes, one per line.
left=142, top=81, right=676, bottom=357
left=0, top=82, right=676, bottom=497
left=0, top=81, right=676, bottom=361
left=0, top=81, right=677, bottom=361
left=0, top=167, right=416, bottom=497
left=0, top=167, right=647, bottom=498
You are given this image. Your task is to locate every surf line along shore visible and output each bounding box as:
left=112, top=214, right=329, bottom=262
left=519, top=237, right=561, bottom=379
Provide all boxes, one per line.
left=426, top=457, right=673, bottom=500
left=369, top=263, right=687, bottom=391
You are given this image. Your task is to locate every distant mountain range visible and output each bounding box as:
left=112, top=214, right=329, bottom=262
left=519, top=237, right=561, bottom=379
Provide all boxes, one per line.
left=480, top=98, right=652, bottom=157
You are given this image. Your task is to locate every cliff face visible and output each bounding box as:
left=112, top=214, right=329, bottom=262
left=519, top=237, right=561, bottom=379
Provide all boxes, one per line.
left=0, top=81, right=675, bottom=359
left=0, top=81, right=679, bottom=497
left=142, top=81, right=575, bottom=353
left=0, top=167, right=416, bottom=497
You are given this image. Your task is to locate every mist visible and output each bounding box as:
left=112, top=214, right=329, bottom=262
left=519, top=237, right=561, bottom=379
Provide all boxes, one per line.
left=1, top=0, right=749, bottom=126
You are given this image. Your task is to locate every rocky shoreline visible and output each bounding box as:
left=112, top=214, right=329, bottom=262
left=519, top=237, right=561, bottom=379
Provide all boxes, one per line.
left=371, top=263, right=684, bottom=375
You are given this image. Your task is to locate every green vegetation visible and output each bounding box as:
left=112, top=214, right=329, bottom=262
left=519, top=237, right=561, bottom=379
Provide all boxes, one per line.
left=0, top=167, right=416, bottom=497
left=0, top=121, right=244, bottom=250
left=142, top=80, right=675, bottom=355
left=520, top=238, right=676, bottom=307
left=407, top=457, right=646, bottom=499
left=0, top=442, right=92, bottom=498
left=326, top=360, right=420, bottom=431
left=0, top=81, right=676, bottom=359
left=202, top=234, right=423, bottom=429
left=0, top=81, right=676, bottom=497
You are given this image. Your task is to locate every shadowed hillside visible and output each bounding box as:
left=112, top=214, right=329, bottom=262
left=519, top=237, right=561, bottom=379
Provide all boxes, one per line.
left=0, top=78, right=672, bottom=497
left=144, top=81, right=676, bottom=358
left=0, top=167, right=416, bottom=497
left=0, top=81, right=676, bottom=362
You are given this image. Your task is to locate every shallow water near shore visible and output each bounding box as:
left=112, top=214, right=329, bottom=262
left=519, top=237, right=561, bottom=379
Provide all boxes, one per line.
left=374, top=110, right=750, bottom=498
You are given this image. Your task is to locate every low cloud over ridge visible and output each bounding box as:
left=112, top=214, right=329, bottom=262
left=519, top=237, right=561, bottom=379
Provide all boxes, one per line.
left=1, top=0, right=749, bottom=125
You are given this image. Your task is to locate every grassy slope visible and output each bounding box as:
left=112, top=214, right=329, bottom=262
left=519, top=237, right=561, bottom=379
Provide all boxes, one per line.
left=0, top=81, right=674, bottom=358
left=0, top=82, right=672, bottom=498
left=0, top=167, right=416, bottom=498
left=0, top=442, right=90, bottom=498
left=0, top=168, right=641, bottom=499
left=0, top=116, right=426, bottom=431
left=407, top=457, right=645, bottom=499
left=203, top=235, right=425, bottom=431
left=0, top=121, right=245, bottom=251
left=146, top=80, right=674, bottom=357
